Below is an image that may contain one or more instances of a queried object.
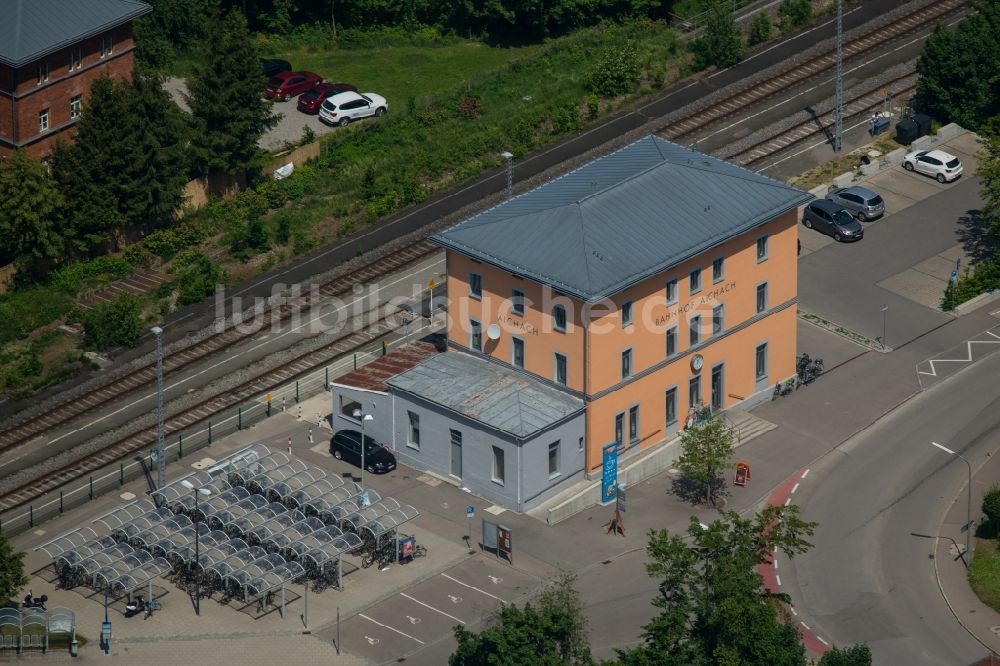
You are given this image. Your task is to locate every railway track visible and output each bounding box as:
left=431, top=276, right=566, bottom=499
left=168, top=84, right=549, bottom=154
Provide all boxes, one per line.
left=661, top=0, right=965, bottom=144
left=0, top=306, right=419, bottom=514
left=0, top=240, right=439, bottom=453
left=729, top=72, right=919, bottom=168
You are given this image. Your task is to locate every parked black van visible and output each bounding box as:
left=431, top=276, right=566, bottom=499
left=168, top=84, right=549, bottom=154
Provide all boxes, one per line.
left=330, top=430, right=396, bottom=474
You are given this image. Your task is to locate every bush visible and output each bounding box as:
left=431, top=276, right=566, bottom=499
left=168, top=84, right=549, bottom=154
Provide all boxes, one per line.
left=80, top=294, right=143, bottom=350
left=457, top=94, right=485, bottom=119
left=300, top=125, right=316, bottom=146
left=779, top=0, right=813, bottom=33
left=586, top=94, right=600, bottom=119
left=227, top=217, right=271, bottom=262
left=551, top=100, right=582, bottom=135
left=171, top=249, right=221, bottom=306
left=984, top=484, right=1000, bottom=537
left=49, top=256, right=133, bottom=294
left=749, top=12, right=774, bottom=46
left=143, top=216, right=219, bottom=259
left=0, top=287, right=74, bottom=345
left=941, top=261, right=1000, bottom=310
left=588, top=44, right=641, bottom=96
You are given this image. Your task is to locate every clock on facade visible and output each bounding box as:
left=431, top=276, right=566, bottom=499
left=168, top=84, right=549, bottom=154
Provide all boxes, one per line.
left=691, top=354, right=704, bottom=372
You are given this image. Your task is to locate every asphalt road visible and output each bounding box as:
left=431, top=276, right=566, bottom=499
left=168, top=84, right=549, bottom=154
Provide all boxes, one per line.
left=778, top=351, right=999, bottom=664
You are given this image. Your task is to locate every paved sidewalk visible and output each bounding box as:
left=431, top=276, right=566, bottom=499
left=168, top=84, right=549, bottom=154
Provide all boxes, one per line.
left=935, top=440, right=1000, bottom=655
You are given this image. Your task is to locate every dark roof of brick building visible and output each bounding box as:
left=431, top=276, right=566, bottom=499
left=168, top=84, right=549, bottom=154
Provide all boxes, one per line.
left=0, top=0, right=152, bottom=67
left=331, top=342, right=440, bottom=393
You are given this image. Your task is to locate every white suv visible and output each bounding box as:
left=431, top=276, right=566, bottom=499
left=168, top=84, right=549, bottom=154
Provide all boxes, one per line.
left=319, top=91, right=388, bottom=126
left=903, top=149, right=963, bottom=183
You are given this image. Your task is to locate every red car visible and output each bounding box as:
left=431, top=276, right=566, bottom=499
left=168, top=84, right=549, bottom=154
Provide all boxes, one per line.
left=297, top=82, right=358, bottom=114
left=265, top=71, right=322, bottom=101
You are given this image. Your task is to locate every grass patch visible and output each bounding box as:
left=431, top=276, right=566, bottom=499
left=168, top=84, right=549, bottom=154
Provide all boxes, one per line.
left=788, top=135, right=901, bottom=191
left=968, top=537, right=1000, bottom=613
left=0, top=329, right=85, bottom=399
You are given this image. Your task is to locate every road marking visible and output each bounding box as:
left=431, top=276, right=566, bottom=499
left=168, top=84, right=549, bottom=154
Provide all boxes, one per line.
left=776, top=575, right=782, bottom=586
left=818, top=636, right=830, bottom=646
left=791, top=483, right=800, bottom=494
left=448, top=594, right=463, bottom=604
left=365, top=636, right=380, bottom=646
left=790, top=607, right=797, bottom=616
left=801, top=469, right=810, bottom=479
left=773, top=558, right=778, bottom=570
left=359, top=613, right=425, bottom=644
left=441, top=572, right=508, bottom=604
left=40, top=260, right=444, bottom=451
left=800, top=621, right=811, bottom=630
left=784, top=498, right=791, bottom=506
left=400, top=592, right=465, bottom=625
left=918, top=332, right=1000, bottom=377
left=488, top=575, right=503, bottom=585
left=405, top=615, right=421, bottom=625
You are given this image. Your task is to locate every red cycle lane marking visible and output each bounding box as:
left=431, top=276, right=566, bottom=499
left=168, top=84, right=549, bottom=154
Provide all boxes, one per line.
left=755, top=467, right=830, bottom=656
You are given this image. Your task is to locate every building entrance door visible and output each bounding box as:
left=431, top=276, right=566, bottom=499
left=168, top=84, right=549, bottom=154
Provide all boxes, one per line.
left=711, top=364, right=724, bottom=411
left=450, top=429, right=463, bottom=478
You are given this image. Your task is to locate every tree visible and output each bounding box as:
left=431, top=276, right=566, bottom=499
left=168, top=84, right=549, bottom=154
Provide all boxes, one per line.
left=450, top=572, right=594, bottom=666
left=674, top=412, right=736, bottom=506
left=81, top=294, right=144, bottom=350
left=915, top=1, right=1000, bottom=131
left=818, top=643, right=872, bottom=666
left=187, top=8, right=279, bottom=177
left=0, top=150, right=64, bottom=274
left=0, top=531, right=29, bottom=603
left=748, top=12, right=773, bottom=46
left=52, top=73, right=189, bottom=254
left=134, top=0, right=214, bottom=70
left=614, top=507, right=817, bottom=666
left=778, top=0, right=812, bottom=34
left=983, top=484, right=1000, bottom=536
left=693, top=2, right=745, bottom=71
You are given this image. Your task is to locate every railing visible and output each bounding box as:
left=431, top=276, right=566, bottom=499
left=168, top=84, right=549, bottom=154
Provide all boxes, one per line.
left=0, top=317, right=443, bottom=537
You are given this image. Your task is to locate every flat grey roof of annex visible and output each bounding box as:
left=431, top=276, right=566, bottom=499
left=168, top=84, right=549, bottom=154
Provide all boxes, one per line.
left=431, top=135, right=812, bottom=302
left=388, top=352, right=583, bottom=439
left=0, top=0, right=152, bottom=68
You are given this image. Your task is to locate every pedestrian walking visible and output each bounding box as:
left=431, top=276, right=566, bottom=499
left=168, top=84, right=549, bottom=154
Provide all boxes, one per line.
left=308, top=429, right=314, bottom=445
left=281, top=396, right=286, bottom=412
left=287, top=436, right=292, bottom=455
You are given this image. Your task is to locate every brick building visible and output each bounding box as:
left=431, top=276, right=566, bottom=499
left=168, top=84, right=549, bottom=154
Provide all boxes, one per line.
left=0, top=0, right=151, bottom=161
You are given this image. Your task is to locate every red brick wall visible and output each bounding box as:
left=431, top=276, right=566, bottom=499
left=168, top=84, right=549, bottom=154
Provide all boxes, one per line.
left=0, top=22, right=137, bottom=161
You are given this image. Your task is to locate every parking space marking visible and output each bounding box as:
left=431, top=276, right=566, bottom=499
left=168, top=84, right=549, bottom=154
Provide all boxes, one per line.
left=400, top=592, right=466, bottom=624
left=441, top=572, right=508, bottom=604
left=359, top=613, right=425, bottom=644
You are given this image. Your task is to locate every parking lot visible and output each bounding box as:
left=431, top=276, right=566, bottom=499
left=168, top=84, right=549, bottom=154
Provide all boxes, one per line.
left=797, top=132, right=985, bottom=347
left=321, top=555, right=541, bottom=663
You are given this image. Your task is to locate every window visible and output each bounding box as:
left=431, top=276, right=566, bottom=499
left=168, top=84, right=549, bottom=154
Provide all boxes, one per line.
left=492, top=446, right=505, bottom=485
left=36, top=62, right=49, bottom=85
left=712, top=304, right=724, bottom=335
left=512, top=337, right=524, bottom=368
left=548, top=441, right=560, bottom=478
left=407, top=411, right=420, bottom=449
left=665, top=388, right=678, bottom=425
left=689, top=268, right=701, bottom=294
left=755, top=343, right=768, bottom=380
left=628, top=405, right=639, bottom=445
left=756, top=282, right=768, bottom=314
left=339, top=396, right=361, bottom=421
left=70, top=47, right=82, bottom=71
left=101, top=36, right=113, bottom=57
left=469, top=318, right=482, bottom=352
left=757, top=235, right=769, bottom=262
left=553, top=304, right=567, bottom=332
left=511, top=288, right=525, bottom=316
left=621, top=348, right=632, bottom=380
left=468, top=272, right=482, bottom=299
left=578, top=437, right=584, bottom=452
left=689, top=375, right=702, bottom=409
left=689, top=315, right=701, bottom=346
left=554, top=352, right=567, bottom=385
left=39, top=109, right=49, bottom=132
left=712, top=257, right=725, bottom=283
left=621, top=300, right=633, bottom=327
left=614, top=413, right=624, bottom=445
left=666, top=326, right=677, bottom=358
left=665, top=279, right=678, bottom=304
left=70, top=95, right=82, bottom=119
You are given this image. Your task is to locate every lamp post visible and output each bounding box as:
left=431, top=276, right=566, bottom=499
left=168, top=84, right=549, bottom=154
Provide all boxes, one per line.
left=500, top=151, right=513, bottom=200
left=151, top=326, right=165, bottom=488
left=353, top=410, right=374, bottom=488
left=880, top=305, right=888, bottom=351
left=180, top=480, right=212, bottom=615
left=931, top=441, right=973, bottom=561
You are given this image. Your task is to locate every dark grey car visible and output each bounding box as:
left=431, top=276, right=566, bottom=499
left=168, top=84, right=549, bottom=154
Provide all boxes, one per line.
left=827, top=186, right=884, bottom=221
left=802, top=200, right=864, bottom=242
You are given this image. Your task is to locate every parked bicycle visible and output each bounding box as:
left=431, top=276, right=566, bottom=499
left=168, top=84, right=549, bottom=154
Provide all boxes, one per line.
left=362, top=542, right=396, bottom=569
left=772, top=378, right=796, bottom=400
left=796, top=353, right=825, bottom=386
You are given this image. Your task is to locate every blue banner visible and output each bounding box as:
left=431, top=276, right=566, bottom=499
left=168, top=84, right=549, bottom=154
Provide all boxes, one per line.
left=601, top=443, right=619, bottom=503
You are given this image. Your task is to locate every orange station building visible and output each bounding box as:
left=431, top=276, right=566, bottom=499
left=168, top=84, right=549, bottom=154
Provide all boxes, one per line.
left=432, top=135, right=812, bottom=478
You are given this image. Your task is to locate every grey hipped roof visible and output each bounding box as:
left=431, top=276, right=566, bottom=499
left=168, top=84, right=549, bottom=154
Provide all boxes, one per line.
left=431, top=135, right=813, bottom=302
left=388, top=352, right=583, bottom=439
left=0, top=0, right=152, bottom=67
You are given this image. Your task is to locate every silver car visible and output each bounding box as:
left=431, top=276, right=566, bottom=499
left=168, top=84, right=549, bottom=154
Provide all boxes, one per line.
left=826, top=186, right=884, bottom=221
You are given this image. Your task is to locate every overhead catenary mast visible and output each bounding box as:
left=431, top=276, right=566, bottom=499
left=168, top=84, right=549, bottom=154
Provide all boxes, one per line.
left=834, top=0, right=844, bottom=152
